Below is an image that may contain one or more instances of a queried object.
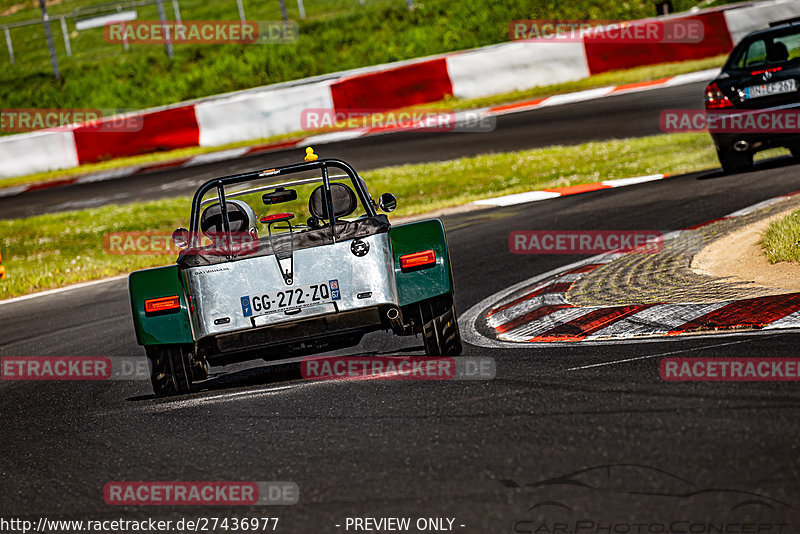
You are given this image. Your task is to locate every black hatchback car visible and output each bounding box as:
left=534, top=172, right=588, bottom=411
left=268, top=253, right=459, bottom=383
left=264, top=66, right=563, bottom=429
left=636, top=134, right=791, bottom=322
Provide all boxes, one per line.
left=705, top=18, right=800, bottom=173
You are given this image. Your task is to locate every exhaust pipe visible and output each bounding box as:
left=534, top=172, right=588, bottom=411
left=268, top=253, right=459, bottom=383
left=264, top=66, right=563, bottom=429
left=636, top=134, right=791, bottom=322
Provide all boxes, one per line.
left=386, top=307, right=403, bottom=332
left=733, top=140, right=750, bottom=152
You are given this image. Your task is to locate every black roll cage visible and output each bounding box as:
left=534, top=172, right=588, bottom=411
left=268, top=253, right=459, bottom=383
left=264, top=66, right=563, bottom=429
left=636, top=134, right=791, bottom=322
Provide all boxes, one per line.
left=188, top=158, right=377, bottom=249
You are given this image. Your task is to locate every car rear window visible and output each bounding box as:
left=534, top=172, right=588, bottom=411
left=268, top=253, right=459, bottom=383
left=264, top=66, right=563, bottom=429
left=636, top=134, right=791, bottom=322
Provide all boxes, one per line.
left=729, top=28, right=800, bottom=69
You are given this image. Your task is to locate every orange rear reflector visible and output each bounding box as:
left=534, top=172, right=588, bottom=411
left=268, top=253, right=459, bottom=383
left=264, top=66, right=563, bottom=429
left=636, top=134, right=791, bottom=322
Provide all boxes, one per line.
left=145, top=295, right=181, bottom=314
left=400, top=250, right=436, bottom=271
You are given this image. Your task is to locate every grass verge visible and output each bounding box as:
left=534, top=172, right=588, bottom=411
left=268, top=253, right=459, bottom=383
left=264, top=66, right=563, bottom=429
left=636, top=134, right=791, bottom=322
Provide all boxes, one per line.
left=761, top=209, right=800, bottom=264
left=0, top=56, right=724, bottom=190
left=0, top=0, right=731, bottom=110
left=0, top=131, right=720, bottom=300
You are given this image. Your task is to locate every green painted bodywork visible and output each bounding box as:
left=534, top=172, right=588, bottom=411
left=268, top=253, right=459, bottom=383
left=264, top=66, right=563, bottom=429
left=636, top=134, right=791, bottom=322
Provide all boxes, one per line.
left=129, top=265, right=193, bottom=346
left=389, top=219, right=453, bottom=307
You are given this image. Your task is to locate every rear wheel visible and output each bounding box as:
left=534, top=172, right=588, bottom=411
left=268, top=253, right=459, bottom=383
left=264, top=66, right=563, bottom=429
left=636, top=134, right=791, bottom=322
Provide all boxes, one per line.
left=145, top=344, right=194, bottom=396
left=717, top=148, right=753, bottom=174
left=191, top=357, right=209, bottom=381
left=418, top=294, right=463, bottom=356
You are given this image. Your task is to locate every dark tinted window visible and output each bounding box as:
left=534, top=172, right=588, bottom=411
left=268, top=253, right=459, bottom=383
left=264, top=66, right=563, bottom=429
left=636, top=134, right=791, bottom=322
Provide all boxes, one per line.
left=729, top=28, right=800, bottom=68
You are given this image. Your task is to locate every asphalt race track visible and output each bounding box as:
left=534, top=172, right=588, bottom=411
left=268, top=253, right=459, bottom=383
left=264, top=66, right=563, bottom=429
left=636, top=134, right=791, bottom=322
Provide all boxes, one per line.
left=3, top=152, right=800, bottom=529
left=1, top=80, right=707, bottom=220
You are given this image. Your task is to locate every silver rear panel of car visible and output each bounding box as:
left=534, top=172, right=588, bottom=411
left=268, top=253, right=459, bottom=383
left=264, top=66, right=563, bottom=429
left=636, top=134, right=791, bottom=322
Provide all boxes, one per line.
left=184, top=233, right=398, bottom=340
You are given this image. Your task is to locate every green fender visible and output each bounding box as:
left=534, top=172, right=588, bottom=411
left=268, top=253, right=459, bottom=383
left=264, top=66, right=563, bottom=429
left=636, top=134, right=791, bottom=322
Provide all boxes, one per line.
left=129, top=265, right=193, bottom=346
left=389, top=219, right=454, bottom=307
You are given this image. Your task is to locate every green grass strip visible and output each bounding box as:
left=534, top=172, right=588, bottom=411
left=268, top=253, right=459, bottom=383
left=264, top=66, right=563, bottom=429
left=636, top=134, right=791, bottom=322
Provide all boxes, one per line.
left=0, top=132, right=719, bottom=300
left=762, top=209, right=800, bottom=264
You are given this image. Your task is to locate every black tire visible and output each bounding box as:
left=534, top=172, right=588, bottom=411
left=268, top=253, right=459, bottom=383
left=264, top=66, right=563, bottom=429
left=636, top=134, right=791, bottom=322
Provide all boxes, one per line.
left=790, top=146, right=800, bottom=160
left=191, top=357, right=209, bottom=382
left=145, top=345, right=193, bottom=397
left=418, top=294, right=463, bottom=356
left=717, top=148, right=753, bottom=174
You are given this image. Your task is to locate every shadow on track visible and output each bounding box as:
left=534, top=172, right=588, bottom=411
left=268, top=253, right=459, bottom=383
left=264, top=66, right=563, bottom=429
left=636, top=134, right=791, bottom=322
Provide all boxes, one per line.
left=697, top=154, right=799, bottom=181
left=125, top=343, right=426, bottom=402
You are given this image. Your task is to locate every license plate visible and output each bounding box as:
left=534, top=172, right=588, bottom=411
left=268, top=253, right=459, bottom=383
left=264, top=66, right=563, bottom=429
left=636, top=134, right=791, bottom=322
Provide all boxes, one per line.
left=745, top=79, right=797, bottom=99
left=241, top=280, right=340, bottom=318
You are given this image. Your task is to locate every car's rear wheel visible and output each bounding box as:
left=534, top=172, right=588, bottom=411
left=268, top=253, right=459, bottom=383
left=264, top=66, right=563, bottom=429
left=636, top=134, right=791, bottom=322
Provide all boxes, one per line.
left=145, top=344, right=193, bottom=396
left=717, top=148, right=753, bottom=174
left=418, top=294, right=463, bottom=356
left=191, top=357, right=209, bottom=381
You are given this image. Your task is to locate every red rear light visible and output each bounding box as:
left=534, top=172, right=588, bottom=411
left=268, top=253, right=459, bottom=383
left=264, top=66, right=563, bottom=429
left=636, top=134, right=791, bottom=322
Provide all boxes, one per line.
left=704, top=82, right=733, bottom=109
left=259, top=212, right=295, bottom=223
left=145, top=295, right=181, bottom=314
left=400, top=250, right=437, bottom=271
left=750, top=66, right=783, bottom=75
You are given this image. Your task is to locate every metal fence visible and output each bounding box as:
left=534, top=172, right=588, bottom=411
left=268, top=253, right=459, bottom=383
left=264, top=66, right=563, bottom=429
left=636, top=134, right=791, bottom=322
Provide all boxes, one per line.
left=0, top=0, right=413, bottom=78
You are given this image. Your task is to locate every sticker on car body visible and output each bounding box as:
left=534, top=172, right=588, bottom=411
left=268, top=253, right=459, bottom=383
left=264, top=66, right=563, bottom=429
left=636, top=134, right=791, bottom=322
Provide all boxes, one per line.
left=329, top=279, right=341, bottom=301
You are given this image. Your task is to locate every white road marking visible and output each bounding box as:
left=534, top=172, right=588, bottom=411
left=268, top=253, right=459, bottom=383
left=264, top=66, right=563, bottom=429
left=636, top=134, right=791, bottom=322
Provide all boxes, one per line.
left=143, top=384, right=307, bottom=412
left=539, top=87, right=615, bottom=107
left=75, top=166, right=143, bottom=184
left=602, top=174, right=666, bottom=187
left=0, top=185, right=29, bottom=198
left=564, top=339, right=748, bottom=371
left=663, top=68, right=720, bottom=86
left=304, top=130, right=368, bottom=144
left=473, top=175, right=670, bottom=208
left=183, top=147, right=250, bottom=166
left=0, top=275, right=128, bottom=306
left=725, top=196, right=788, bottom=217
left=473, top=190, right=561, bottom=207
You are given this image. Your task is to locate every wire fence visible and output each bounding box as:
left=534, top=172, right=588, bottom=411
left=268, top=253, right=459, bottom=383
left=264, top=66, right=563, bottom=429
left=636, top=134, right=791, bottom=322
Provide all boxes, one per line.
left=0, top=0, right=411, bottom=77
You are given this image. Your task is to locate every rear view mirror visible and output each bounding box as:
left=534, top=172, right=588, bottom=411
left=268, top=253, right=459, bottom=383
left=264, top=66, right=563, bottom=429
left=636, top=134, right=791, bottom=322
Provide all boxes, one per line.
left=378, top=193, right=397, bottom=213
left=172, top=228, right=190, bottom=249
left=263, top=187, right=297, bottom=205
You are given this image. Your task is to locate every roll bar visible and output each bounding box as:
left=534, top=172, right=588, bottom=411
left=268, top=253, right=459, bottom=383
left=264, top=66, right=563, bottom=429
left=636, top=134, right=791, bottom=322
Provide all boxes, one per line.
left=187, top=158, right=376, bottom=249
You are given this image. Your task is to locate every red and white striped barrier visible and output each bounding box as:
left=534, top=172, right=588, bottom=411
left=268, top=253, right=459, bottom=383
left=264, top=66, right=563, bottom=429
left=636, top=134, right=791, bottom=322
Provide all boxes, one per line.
left=0, top=70, right=711, bottom=199
left=2, top=0, right=799, bottom=179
